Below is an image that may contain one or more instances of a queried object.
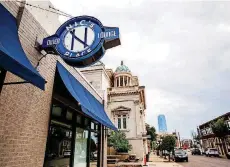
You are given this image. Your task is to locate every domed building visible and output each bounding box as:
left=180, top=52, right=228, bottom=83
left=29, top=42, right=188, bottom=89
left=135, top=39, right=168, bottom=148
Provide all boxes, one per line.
left=114, top=61, right=132, bottom=87
left=80, top=60, right=148, bottom=162
left=107, top=61, right=148, bottom=160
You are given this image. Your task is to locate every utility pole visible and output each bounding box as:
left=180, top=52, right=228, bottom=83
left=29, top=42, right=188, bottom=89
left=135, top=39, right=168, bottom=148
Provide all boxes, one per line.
left=178, top=132, right=181, bottom=148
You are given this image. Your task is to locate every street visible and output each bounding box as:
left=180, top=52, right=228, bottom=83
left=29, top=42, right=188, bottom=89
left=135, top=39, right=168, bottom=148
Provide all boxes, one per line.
left=177, top=155, right=230, bottom=167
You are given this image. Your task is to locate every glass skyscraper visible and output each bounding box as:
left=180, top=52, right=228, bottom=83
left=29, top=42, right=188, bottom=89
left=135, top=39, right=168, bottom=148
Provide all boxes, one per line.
left=158, top=114, right=167, bottom=132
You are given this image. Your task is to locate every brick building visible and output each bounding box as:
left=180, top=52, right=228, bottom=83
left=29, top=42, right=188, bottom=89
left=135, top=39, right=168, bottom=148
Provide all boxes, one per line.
left=198, top=112, right=230, bottom=156
left=0, top=1, right=116, bottom=167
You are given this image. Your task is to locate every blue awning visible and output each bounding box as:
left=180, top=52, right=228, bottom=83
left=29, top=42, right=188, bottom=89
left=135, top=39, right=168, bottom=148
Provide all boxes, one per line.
left=56, top=62, right=117, bottom=131
left=0, top=4, right=45, bottom=90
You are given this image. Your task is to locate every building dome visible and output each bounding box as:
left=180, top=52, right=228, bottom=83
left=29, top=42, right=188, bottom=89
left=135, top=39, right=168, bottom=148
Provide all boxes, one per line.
left=114, top=61, right=132, bottom=87
left=115, top=61, right=131, bottom=73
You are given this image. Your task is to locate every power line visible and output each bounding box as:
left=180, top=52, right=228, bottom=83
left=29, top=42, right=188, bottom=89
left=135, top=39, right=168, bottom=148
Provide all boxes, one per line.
left=16, top=0, right=73, bottom=18
left=48, top=5, right=73, bottom=18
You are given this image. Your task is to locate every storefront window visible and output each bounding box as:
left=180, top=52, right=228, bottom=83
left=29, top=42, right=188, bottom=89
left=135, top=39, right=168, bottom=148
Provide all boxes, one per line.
left=73, top=128, right=88, bottom=167
left=77, top=115, right=82, bottom=124
left=44, top=104, right=72, bottom=167
left=66, top=110, right=73, bottom=121
left=44, top=123, right=72, bottom=167
left=91, top=122, right=95, bottom=130
left=52, top=105, right=62, bottom=117
left=84, top=118, right=89, bottom=128
left=90, top=132, right=98, bottom=167
left=45, top=100, right=101, bottom=167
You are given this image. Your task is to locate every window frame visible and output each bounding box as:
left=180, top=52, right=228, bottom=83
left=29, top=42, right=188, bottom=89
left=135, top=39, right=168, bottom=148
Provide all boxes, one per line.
left=117, top=114, right=127, bottom=130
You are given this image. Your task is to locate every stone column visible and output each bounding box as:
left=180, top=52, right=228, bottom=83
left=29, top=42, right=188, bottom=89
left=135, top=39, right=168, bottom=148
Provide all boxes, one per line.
left=123, top=76, right=125, bottom=86
left=118, top=76, right=120, bottom=87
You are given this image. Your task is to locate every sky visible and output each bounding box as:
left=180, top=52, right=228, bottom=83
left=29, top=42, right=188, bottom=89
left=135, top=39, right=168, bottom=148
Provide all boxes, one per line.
left=49, top=0, right=230, bottom=139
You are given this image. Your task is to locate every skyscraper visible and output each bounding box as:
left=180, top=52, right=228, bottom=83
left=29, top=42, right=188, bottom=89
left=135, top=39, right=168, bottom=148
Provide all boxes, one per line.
left=158, top=114, right=167, bottom=132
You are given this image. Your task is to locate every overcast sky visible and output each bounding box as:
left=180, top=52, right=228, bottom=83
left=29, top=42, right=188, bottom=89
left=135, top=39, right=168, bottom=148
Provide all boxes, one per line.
left=50, top=0, right=230, bottom=139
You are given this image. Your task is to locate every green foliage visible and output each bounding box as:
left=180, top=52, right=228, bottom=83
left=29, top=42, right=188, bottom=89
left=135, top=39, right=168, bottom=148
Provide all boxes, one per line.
left=161, top=135, right=176, bottom=152
left=151, top=141, right=157, bottom=150
left=211, top=118, right=229, bottom=138
left=210, top=118, right=229, bottom=155
left=156, top=143, right=162, bottom=150
left=108, top=131, right=132, bottom=153
left=146, top=124, right=157, bottom=141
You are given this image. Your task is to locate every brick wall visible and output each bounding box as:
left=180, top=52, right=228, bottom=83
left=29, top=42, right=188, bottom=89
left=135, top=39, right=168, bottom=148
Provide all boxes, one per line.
left=0, top=1, right=103, bottom=167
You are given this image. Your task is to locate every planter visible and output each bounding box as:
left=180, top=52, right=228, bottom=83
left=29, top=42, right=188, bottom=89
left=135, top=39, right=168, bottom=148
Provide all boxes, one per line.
left=116, top=152, right=129, bottom=161
left=107, top=146, right=116, bottom=155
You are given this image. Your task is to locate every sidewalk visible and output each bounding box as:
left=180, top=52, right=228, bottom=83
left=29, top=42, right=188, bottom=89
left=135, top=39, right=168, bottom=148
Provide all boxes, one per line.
left=147, top=153, right=183, bottom=167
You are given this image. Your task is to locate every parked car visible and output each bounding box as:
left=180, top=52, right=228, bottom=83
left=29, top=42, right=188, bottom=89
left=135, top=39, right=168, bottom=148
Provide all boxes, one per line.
left=162, top=150, right=169, bottom=156
left=201, top=148, right=206, bottom=155
left=192, top=148, right=201, bottom=155
left=172, top=149, right=188, bottom=162
left=205, top=148, right=219, bottom=157
left=226, top=149, right=230, bottom=159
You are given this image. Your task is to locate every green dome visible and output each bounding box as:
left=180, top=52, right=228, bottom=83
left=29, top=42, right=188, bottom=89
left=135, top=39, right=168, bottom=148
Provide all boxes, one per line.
left=115, top=61, right=131, bottom=73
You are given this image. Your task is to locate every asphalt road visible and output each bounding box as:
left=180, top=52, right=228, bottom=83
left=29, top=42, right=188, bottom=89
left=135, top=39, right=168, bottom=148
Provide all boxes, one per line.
left=177, top=154, right=230, bottom=167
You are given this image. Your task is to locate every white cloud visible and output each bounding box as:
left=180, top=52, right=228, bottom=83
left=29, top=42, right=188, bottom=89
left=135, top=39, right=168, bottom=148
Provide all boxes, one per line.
left=50, top=0, right=230, bottom=138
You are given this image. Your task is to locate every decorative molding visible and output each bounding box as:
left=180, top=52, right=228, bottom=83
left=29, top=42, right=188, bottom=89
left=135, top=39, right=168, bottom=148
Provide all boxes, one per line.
left=111, top=106, right=131, bottom=117
left=108, top=91, right=139, bottom=96
left=134, top=100, right=139, bottom=105
left=112, top=106, right=131, bottom=112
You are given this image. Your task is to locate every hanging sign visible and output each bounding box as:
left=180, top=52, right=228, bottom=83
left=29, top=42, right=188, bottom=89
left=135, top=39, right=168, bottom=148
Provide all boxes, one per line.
left=42, top=16, right=120, bottom=67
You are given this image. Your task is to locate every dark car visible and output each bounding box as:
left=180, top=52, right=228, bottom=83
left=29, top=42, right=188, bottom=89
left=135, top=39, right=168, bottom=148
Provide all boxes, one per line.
left=192, top=148, right=201, bottom=155
left=173, top=149, right=188, bottom=162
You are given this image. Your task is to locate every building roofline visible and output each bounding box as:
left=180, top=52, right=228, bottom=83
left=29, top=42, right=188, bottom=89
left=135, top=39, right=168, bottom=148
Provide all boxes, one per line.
left=199, top=112, right=230, bottom=127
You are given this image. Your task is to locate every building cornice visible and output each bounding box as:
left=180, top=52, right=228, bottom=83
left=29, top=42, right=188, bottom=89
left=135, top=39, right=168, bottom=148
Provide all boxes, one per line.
left=108, top=90, right=140, bottom=96
left=111, top=106, right=131, bottom=112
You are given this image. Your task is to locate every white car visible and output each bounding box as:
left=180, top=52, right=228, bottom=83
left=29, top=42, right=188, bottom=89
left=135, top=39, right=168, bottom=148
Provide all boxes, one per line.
left=205, top=148, right=219, bottom=157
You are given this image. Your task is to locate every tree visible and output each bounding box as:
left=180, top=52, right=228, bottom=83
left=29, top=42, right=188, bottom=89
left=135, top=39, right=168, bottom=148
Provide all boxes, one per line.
left=151, top=141, right=157, bottom=150
left=210, top=118, right=229, bottom=155
left=108, top=131, right=132, bottom=153
left=161, top=135, right=176, bottom=161
left=146, top=124, right=157, bottom=144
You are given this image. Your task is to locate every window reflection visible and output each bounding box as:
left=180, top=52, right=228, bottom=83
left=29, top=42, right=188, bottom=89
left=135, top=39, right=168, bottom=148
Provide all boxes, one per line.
left=74, top=128, right=88, bottom=167
left=90, top=132, right=98, bottom=167
left=44, top=122, right=72, bottom=167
